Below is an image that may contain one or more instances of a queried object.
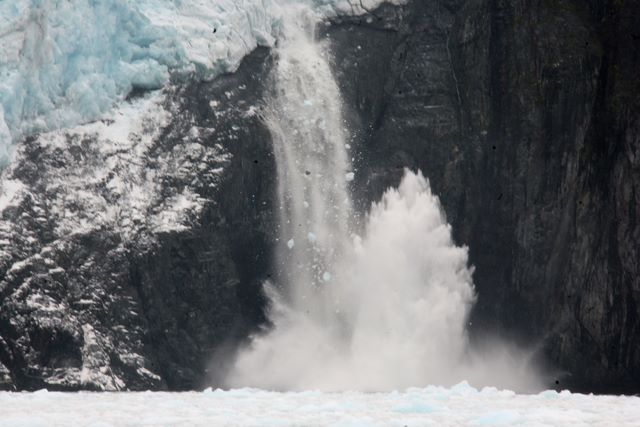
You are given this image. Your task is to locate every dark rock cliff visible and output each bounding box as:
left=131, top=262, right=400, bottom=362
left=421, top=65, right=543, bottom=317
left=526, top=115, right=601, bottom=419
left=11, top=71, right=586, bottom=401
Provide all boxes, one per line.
left=0, top=49, right=276, bottom=391
left=0, top=0, right=638, bottom=392
left=329, top=0, right=639, bottom=392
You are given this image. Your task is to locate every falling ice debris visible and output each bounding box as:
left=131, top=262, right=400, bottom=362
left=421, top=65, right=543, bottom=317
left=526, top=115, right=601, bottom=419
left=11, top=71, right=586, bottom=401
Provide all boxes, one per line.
left=322, top=272, right=332, bottom=282
left=303, top=201, right=310, bottom=208
left=287, top=239, right=295, bottom=249
left=307, top=232, right=317, bottom=243
left=345, top=172, right=355, bottom=182
left=303, top=99, right=313, bottom=107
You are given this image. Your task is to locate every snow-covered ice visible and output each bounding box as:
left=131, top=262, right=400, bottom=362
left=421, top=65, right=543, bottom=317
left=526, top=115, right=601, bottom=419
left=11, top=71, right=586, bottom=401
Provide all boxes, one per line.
left=0, top=385, right=638, bottom=426
left=0, top=90, right=219, bottom=241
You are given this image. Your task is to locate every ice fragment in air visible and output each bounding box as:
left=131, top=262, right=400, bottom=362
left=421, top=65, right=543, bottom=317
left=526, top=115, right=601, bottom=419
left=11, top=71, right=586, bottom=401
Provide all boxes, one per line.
left=345, top=172, right=355, bottom=182
left=322, top=272, right=332, bottom=282
left=307, top=232, right=317, bottom=243
left=287, top=239, right=295, bottom=249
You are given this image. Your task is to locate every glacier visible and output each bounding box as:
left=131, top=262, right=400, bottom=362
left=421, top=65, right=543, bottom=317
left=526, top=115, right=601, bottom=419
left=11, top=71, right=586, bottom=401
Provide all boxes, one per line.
left=0, top=0, right=402, bottom=166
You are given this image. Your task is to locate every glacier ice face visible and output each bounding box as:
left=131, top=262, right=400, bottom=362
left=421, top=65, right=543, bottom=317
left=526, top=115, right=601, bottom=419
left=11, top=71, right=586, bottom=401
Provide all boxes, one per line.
left=0, top=0, right=174, bottom=166
left=0, top=106, right=11, bottom=162
left=0, top=0, right=403, bottom=166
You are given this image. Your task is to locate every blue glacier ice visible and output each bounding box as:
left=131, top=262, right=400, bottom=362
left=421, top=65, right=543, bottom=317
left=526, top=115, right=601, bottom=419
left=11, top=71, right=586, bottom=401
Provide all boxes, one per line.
left=0, top=0, right=401, bottom=166
left=0, top=0, right=175, bottom=165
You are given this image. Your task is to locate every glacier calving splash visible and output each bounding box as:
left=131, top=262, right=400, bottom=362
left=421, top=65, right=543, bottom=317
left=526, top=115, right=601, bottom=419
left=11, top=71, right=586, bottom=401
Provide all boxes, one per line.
left=0, top=0, right=401, bottom=165
left=227, top=5, right=541, bottom=392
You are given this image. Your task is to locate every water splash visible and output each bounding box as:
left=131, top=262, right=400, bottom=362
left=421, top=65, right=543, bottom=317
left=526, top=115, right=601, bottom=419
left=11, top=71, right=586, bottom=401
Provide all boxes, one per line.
left=226, top=5, right=541, bottom=392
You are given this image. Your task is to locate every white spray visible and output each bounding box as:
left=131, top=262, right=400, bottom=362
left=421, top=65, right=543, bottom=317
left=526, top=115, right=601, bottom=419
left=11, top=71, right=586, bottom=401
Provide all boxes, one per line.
left=265, top=5, right=352, bottom=313
left=227, top=4, right=541, bottom=392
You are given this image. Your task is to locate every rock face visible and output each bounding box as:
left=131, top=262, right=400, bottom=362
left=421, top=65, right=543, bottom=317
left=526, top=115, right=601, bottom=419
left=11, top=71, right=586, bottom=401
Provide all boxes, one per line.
left=328, top=0, right=639, bottom=392
left=0, top=49, right=276, bottom=390
left=0, top=0, right=638, bottom=392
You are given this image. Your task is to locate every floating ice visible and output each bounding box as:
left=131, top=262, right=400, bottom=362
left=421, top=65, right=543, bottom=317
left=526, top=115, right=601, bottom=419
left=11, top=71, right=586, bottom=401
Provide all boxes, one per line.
left=1, top=388, right=638, bottom=426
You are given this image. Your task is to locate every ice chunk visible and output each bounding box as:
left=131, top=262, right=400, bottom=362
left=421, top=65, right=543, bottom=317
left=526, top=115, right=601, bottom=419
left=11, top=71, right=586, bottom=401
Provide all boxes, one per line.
left=474, top=410, right=522, bottom=426
left=287, top=239, right=295, bottom=249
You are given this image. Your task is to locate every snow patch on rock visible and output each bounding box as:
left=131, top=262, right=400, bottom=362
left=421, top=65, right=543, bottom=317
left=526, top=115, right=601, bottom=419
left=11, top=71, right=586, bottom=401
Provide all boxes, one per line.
left=1, top=91, right=223, bottom=241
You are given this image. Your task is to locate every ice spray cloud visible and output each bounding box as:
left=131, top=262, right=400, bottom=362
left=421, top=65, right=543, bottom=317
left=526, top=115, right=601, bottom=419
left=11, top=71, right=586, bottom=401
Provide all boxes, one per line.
left=226, top=4, right=541, bottom=393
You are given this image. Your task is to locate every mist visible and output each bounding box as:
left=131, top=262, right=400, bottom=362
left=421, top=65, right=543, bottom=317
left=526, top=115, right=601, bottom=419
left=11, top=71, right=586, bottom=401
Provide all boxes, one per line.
left=226, top=171, right=543, bottom=392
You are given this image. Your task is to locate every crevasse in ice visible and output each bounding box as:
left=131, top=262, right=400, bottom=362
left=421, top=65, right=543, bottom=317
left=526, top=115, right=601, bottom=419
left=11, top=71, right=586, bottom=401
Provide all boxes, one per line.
left=0, top=0, right=400, bottom=166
